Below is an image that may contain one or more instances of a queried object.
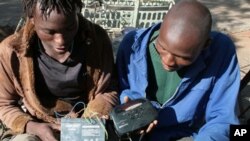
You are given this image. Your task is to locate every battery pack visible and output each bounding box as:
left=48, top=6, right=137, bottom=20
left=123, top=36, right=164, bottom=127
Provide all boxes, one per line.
left=61, top=118, right=105, bottom=141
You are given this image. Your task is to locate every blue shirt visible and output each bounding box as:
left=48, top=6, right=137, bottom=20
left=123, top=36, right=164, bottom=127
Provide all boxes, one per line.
left=116, top=23, right=240, bottom=141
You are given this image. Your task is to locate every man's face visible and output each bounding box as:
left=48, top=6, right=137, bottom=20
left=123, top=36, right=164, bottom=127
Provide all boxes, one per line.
left=31, top=4, right=79, bottom=55
left=155, top=26, right=205, bottom=72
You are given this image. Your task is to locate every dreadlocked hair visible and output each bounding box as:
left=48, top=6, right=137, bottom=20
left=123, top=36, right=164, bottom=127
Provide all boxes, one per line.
left=22, top=0, right=83, bottom=18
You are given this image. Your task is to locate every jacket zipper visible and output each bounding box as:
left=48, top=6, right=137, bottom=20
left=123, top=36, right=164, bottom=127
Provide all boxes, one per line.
left=160, top=85, right=180, bottom=109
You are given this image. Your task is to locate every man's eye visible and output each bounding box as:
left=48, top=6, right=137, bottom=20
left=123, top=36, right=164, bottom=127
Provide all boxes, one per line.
left=160, top=45, right=167, bottom=51
left=155, top=42, right=168, bottom=54
left=155, top=42, right=167, bottom=51
left=180, top=57, right=193, bottom=62
left=44, top=30, right=55, bottom=35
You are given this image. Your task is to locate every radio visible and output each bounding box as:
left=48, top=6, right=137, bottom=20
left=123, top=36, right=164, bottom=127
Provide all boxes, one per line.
left=110, top=98, right=158, bottom=136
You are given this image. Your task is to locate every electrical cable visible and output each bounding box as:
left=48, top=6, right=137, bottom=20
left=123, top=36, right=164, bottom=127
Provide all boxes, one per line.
left=138, top=133, right=145, bottom=141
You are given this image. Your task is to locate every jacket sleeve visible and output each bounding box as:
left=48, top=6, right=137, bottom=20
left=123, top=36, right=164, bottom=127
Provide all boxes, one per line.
left=83, top=25, right=119, bottom=117
left=194, top=34, right=240, bottom=141
left=116, top=30, right=144, bottom=103
left=0, top=39, right=33, bottom=133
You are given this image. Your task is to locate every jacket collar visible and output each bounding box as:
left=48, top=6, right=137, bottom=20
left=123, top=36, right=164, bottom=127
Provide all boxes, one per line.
left=131, top=23, right=161, bottom=57
left=9, top=18, right=36, bottom=57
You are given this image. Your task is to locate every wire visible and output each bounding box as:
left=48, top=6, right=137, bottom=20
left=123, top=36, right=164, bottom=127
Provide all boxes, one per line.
left=82, top=111, right=109, bottom=140
left=119, top=133, right=132, bottom=141
left=138, top=133, right=145, bottom=141
left=54, top=101, right=86, bottom=120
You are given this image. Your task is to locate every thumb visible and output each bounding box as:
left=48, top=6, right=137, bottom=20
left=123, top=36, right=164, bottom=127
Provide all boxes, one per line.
left=124, top=96, right=130, bottom=103
left=50, top=123, right=61, bottom=131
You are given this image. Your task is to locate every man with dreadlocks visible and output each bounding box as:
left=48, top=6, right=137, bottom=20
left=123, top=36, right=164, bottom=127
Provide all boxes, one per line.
left=0, top=0, right=118, bottom=141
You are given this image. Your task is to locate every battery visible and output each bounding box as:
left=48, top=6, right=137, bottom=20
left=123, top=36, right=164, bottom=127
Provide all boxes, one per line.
left=61, top=118, right=105, bottom=141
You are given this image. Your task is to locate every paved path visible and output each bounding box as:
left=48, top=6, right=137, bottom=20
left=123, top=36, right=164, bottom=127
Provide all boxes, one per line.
left=177, top=0, right=250, bottom=33
left=202, top=0, right=250, bottom=33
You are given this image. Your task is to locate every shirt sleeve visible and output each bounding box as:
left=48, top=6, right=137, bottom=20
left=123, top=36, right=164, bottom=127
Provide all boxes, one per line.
left=0, top=41, right=33, bottom=133
left=116, top=30, right=145, bottom=103
left=83, top=25, right=119, bottom=117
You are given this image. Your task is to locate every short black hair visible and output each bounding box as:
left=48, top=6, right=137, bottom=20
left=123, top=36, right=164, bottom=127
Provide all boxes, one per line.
left=22, top=0, right=83, bottom=18
left=165, top=0, right=212, bottom=38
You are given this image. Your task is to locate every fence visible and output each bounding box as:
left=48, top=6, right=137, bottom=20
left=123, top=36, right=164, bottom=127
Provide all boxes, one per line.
left=81, top=0, right=175, bottom=32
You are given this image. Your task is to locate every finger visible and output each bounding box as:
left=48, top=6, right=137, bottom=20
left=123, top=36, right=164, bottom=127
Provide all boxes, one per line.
left=146, top=123, right=154, bottom=133
left=44, top=133, right=58, bottom=141
left=42, top=129, right=58, bottom=141
left=146, top=120, right=158, bottom=133
left=153, top=120, right=158, bottom=125
left=50, top=123, right=61, bottom=131
left=140, top=130, right=145, bottom=134
left=54, top=119, right=61, bottom=125
left=124, top=96, right=130, bottom=103
left=101, top=115, right=109, bottom=119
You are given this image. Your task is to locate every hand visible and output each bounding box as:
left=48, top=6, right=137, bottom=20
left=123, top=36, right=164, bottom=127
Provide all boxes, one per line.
left=140, top=120, right=158, bottom=134
left=123, top=96, right=158, bottom=134
left=82, top=94, right=113, bottom=118
left=26, top=121, right=60, bottom=141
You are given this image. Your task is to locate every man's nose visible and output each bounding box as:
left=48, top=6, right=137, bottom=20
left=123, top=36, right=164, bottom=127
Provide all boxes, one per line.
left=163, top=53, right=176, bottom=66
left=54, top=34, right=66, bottom=45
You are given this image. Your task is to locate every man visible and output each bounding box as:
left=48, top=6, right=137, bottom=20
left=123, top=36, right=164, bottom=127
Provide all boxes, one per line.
left=0, top=0, right=118, bottom=141
left=116, top=0, right=240, bottom=141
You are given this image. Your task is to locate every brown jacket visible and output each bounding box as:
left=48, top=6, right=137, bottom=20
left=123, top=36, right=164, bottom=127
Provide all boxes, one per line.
left=0, top=15, right=118, bottom=133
